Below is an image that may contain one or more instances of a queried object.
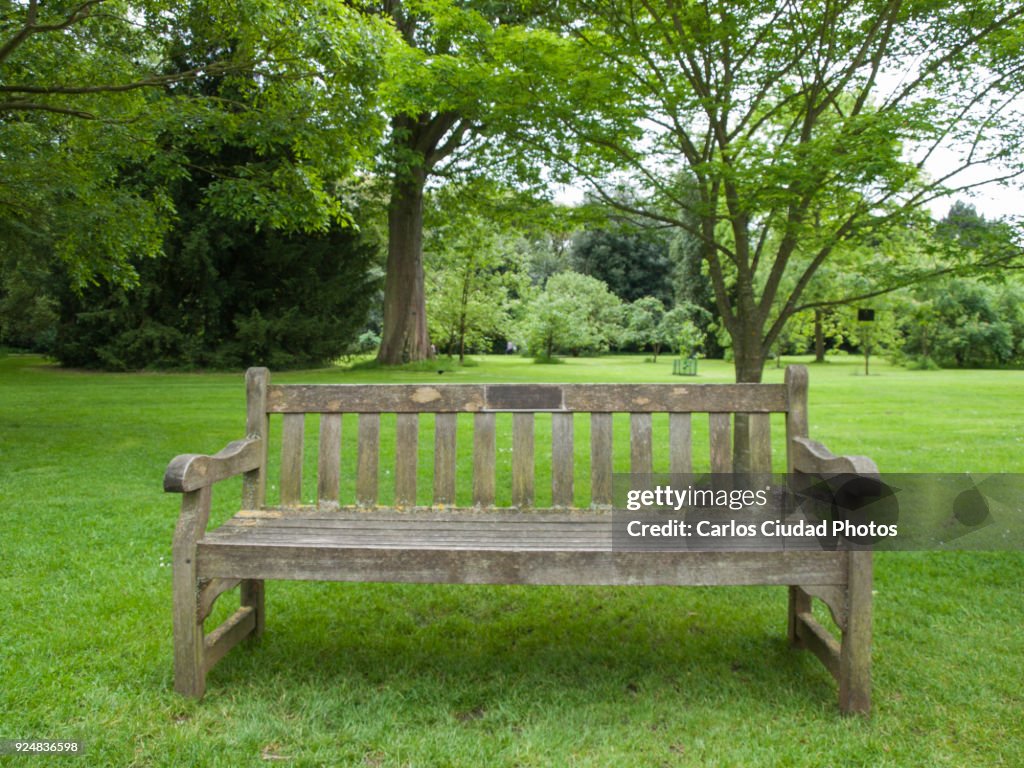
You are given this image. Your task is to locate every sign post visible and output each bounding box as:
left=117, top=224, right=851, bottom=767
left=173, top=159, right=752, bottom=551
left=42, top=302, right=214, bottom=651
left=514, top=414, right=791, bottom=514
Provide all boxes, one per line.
left=858, top=308, right=875, bottom=375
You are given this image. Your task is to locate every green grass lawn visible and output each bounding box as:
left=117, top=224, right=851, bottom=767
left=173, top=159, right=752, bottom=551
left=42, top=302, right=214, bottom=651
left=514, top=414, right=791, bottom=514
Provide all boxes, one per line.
left=1, top=352, right=1021, bottom=766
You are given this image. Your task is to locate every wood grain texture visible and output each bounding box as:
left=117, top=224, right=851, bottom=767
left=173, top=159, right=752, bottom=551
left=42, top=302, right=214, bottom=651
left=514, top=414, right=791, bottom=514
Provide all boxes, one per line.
left=434, top=413, right=457, bottom=505
left=551, top=413, right=574, bottom=507
left=785, top=365, right=809, bottom=474
left=165, top=438, right=262, bottom=493
left=279, top=413, right=305, bottom=506
left=839, top=551, right=873, bottom=715
left=669, top=413, right=692, bottom=475
left=630, top=413, right=653, bottom=475
left=356, top=414, right=380, bottom=506
left=791, top=437, right=879, bottom=476
left=317, top=413, right=341, bottom=508
left=709, top=412, right=732, bottom=474
left=561, top=384, right=786, bottom=413
left=240, top=579, right=264, bottom=638
left=243, top=367, right=269, bottom=508
left=512, top=413, right=534, bottom=508
left=788, top=586, right=812, bottom=647
left=266, top=382, right=788, bottom=414
left=203, top=606, right=255, bottom=673
left=197, top=537, right=847, bottom=587
left=748, top=412, right=772, bottom=476
left=269, top=384, right=486, bottom=413
left=394, top=413, right=419, bottom=506
left=172, top=485, right=212, bottom=698
left=590, top=413, right=613, bottom=508
left=197, top=577, right=241, bottom=622
left=795, top=610, right=841, bottom=680
left=802, top=584, right=849, bottom=632
left=473, top=412, right=496, bottom=507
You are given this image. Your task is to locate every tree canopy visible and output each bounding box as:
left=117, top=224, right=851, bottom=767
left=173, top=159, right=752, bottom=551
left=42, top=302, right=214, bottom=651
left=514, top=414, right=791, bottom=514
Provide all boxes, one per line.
left=3, top=0, right=1024, bottom=380
left=0, top=0, right=391, bottom=286
left=548, top=0, right=1024, bottom=381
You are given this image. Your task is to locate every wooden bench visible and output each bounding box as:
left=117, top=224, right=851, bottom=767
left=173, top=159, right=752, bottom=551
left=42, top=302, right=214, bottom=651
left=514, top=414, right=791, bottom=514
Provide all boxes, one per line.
left=165, top=366, right=875, bottom=714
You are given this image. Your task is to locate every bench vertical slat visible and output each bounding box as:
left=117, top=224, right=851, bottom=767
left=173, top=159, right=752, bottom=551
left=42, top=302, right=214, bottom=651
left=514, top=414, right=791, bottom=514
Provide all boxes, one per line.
left=551, top=412, right=574, bottom=507
left=395, top=413, right=419, bottom=506
left=317, top=413, right=341, bottom=508
left=590, top=413, right=613, bottom=507
left=784, top=366, right=815, bottom=687
left=669, top=413, right=692, bottom=475
left=785, top=365, right=809, bottom=474
left=473, top=412, right=497, bottom=507
left=280, top=413, right=305, bottom=506
left=709, top=412, right=732, bottom=474
left=434, top=413, right=458, bottom=506
left=512, top=412, right=535, bottom=508
left=749, top=412, right=772, bottom=476
left=630, top=413, right=653, bottom=475
left=356, top=413, right=380, bottom=506
left=242, top=367, right=269, bottom=508
left=241, top=367, right=269, bottom=637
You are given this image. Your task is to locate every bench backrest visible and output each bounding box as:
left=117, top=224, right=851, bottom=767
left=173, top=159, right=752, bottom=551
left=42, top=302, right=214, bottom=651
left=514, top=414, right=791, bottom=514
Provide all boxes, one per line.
left=242, top=367, right=809, bottom=510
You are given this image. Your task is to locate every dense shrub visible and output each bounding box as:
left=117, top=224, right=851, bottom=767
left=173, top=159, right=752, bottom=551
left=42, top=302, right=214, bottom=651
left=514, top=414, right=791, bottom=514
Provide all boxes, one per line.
left=898, top=280, right=1024, bottom=369
left=52, top=211, right=380, bottom=370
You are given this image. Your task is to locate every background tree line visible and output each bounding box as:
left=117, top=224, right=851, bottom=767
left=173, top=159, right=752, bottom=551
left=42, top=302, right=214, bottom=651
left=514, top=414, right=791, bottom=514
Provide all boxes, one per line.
left=1, top=0, right=1023, bottom=376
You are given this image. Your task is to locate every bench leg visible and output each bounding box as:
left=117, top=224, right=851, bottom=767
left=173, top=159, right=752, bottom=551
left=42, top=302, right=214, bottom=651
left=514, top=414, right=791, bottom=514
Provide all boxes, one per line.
left=787, top=586, right=811, bottom=648
left=172, top=487, right=210, bottom=698
left=172, top=550, right=206, bottom=699
left=839, top=551, right=872, bottom=715
left=241, top=579, right=265, bottom=638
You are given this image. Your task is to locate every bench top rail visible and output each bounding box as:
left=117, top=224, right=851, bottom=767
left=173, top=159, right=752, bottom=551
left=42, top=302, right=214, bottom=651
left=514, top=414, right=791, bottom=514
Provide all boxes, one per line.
left=265, top=382, right=789, bottom=414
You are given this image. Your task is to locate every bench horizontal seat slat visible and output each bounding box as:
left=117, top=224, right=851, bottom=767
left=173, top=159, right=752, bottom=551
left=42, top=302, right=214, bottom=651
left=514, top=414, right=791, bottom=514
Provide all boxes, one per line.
left=266, top=383, right=789, bottom=413
left=233, top=507, right=615, bottom=523
left=197, top=507, right=848, bottom=584
left=196, top=542, right=847, bottom=587
left=220, top=512, right=610, bottom=528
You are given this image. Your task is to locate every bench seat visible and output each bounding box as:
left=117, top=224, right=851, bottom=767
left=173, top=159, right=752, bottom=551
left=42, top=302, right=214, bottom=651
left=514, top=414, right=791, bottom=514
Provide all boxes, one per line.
left=197, top=507, right=852, bottom=587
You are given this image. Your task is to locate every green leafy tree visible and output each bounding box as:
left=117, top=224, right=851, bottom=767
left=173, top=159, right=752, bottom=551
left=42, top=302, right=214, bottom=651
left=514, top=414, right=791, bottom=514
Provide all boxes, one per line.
left=372, top=0, right=615, bottom=363
left=424, top=198, right=526, bottom=360
left=550, top=0, right=1024, bottom=384
left=626, top=295, right=666, bottom=359
left=898, top=280, right=1024, bottom=368
left=1, top=2, right=394, bottom=364
left=675, top=320, right=706, bottom=359
left=50, top=191, right=382, bottom=370
left=571, top=226, right=673, bottom=304
left=659, top=305, right=709, bottom=357
left=0, top=0, right=391, bottom=286
left=518, top=272, right=622, bottom=359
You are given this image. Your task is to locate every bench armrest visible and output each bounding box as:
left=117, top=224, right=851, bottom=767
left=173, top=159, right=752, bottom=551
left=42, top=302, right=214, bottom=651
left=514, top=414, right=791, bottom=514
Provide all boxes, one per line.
left=164, top=438, right=263, bottom=493
left=790, top=436, right=879, bottom=477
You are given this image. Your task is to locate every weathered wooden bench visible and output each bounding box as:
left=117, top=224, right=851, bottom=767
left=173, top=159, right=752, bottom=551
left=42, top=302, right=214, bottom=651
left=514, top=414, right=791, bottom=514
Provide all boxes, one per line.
left=165, top=366, right=875, bottom=713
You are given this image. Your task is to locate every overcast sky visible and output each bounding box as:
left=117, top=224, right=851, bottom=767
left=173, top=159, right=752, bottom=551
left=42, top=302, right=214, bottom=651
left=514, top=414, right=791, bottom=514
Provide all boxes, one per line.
left=553, top=157, right=1021, bottom=224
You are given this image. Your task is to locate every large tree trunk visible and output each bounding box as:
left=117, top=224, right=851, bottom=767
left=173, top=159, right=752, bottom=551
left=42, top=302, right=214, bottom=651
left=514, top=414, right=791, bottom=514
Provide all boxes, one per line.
left=731, top=326, right=767, bottom=476
left=814, top=309, right=826, bottom=362
left=378, top=167, right=431, bottom=364
left=732, top=328, right=766, bottom=384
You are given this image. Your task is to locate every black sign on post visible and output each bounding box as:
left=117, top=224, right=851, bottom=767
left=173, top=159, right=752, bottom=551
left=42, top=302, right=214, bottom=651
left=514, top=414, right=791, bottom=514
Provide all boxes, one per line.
left=858, top=308, right=875, bottom=375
